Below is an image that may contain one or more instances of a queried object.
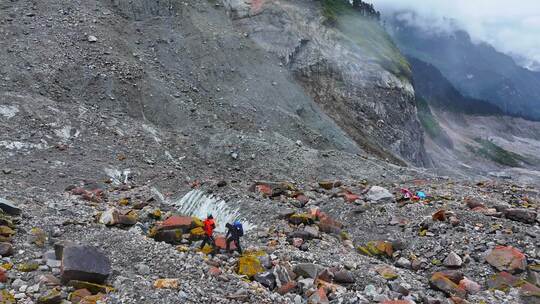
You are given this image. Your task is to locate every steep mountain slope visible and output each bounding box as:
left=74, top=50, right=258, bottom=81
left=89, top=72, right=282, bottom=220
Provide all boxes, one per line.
left=0, top=0, right=366, bottom=171
left=408, top=57, right=504, bottom=116
left=387, top=14, right=540, bottom=121
left=406, top=56, right=540, bottom=182
left=224, top=0, right=429, bottom=166
left=424, top=110, right=540, bottom=184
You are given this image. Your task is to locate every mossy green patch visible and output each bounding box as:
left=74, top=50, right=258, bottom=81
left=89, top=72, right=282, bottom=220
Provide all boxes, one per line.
left=288, top=213, right=314, bottom=225
left=417, top=97, right=443, bottom=139
left=357, top=240, right=393, bottom=257
left=467, top=138, right=529, bottom=167
left=237, top=254, right=264, bottom=278
left=0, top=290, right=16, bottom=304
left=17, top=262, right=39, bottom=272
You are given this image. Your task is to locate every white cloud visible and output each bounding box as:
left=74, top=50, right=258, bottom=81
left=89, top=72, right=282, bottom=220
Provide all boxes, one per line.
left=371, top=0, right=540, bottom=67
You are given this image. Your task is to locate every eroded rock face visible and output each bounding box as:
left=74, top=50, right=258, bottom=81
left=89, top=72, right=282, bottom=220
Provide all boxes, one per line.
left=226, top=1, right=430, bottom=166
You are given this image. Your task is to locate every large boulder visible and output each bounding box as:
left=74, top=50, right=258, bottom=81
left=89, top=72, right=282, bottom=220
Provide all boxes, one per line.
left=458, top=277, right=481, bottom=295
left=504, top=208, right=537, bottom=224
left=0, top=242, right=13, bottom=256
left=487, top=271, right=522, bottom=290
left=99, top=208, right=120, bottom=226
left=293, top=263, right=324, bottom=279
left=0, top=198, right=21, bottom=215
left=157, top=216, right=198, bottom=232
left=485, top=246, right=527, bottom=273
left=153, top=216, right=202, bottom=244
left=444, top=252, right=463, bottom=268
left=317, top=216, right=342, bottom=235
left=61, top=245, right=111, bottom=284
left=273, top=264, right=293, bottom=288
left=308, top=287, right=329, bottom=304
left=333, top=270, right=355, bottom=284
left=214, top=235, right=236, bottom=250
left=254, top=271, right=276, bottom=290
left=429, top=272, right=467, bottom=298
left=37, top=289, right=62, bottom=304
left=366, top=186, right=393, bottom=202
left=153, top=229, right=183, bottom=243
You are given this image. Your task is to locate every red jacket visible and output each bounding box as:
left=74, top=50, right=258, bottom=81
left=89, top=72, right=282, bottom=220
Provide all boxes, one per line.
left=203, top=218, right=215, bottom=236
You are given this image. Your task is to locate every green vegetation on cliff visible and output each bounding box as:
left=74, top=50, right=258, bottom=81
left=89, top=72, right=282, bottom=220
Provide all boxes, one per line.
left=467, top=138, right=529, bottom=167
left=416, top=97, right=443, bottom=139
left=320, top=0, right=411, bottom=80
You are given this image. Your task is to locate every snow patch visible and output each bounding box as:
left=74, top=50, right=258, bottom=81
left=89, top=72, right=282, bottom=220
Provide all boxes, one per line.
left=153, top=188, right=256, bottom=232
left=54, top=126, right=79, bottom=141
left=0, top=140, right=48, bottom=151
left=0, top=105, right=19, bottom=119
left=164, top=151, right=185, bottom=166
left=142, top=124, right=161, bottom=143
left=104, top=167, right=131, bottom=185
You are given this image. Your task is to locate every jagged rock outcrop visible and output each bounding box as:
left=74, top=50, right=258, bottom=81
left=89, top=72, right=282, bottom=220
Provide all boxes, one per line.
left=224, top=0, right=429, bottom=165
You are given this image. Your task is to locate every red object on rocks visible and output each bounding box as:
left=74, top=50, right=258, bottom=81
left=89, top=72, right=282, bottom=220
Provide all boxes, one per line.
left=214, top=235, right=236, bottom=250
left=159, top=216, right=194, bottom=231
left=276, top=281, right=297, bottom=295
left=209, top=267, right=222, bottom=276
left=255, top=184, right=272, bottom=196
left=0, top=268, right=7, bottom=283
left=342, top=192, right=359, bottom=203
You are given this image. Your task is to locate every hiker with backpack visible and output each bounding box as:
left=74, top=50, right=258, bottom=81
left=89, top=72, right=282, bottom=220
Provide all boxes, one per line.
left=225, top=220, right=244, bottom=254
left=200, top=215, right=216, bottom=253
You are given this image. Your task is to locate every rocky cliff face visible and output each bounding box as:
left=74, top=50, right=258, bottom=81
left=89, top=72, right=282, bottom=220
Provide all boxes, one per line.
left=223, top=0, right=429, bottom=166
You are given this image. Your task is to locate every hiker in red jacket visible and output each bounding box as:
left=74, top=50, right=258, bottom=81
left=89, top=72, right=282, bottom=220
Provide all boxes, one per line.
left=200, top=215, right=216, bottom=253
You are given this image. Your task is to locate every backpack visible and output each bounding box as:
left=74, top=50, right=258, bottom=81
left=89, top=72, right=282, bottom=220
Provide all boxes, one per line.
left=233, top=221, right=244, bottom=237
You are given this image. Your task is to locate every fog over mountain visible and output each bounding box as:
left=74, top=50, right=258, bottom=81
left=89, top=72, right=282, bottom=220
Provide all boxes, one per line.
left=371, top=0, right=540, bottom=71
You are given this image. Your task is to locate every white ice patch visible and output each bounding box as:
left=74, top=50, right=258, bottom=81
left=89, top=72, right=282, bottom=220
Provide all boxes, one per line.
left=164, top=151, right=185, bottom=166
left=104, top=167, right=131, bottom=185
left=0, top=140, right=48, bottom=151
left=54, top=126, right=79, bottom=141
left=0, top=105, right=19, bottom=119
left=153, top=188, right=256, bottom=232
left=142, top=124, right=161, bottom=143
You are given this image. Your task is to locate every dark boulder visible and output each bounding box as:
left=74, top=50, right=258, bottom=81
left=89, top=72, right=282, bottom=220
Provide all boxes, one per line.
left=504, top=208, right=537, bottom=224
left=333, top=270, right=355, bottom=284
left=0, top=198, right=21, bottom=215
left=61, top=245, right=111, bottom=284
left=254, top=271, right=276, bottom=290
left=0, top=242, right=13, bottom=256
